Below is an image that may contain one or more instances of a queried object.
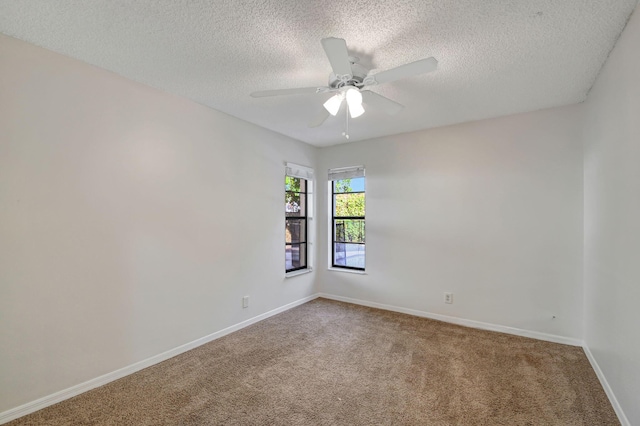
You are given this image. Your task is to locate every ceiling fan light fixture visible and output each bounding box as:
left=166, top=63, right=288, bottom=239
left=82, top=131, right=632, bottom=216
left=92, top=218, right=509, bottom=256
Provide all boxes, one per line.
left=346, top=88, right=364, bottom=118
left=323, top=94, right=343, bottom=116
left=348, top=102, right=365, bottom=118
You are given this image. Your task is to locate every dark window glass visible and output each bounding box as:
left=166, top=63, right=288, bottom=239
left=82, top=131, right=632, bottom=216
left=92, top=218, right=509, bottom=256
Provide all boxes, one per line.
left=286, top=176, right=307, bottom=272
left=286, top=243, right=307, bottom=271
left=286, top=219, right=307, bottom=244
left=332, top=175, right=365, bottom=270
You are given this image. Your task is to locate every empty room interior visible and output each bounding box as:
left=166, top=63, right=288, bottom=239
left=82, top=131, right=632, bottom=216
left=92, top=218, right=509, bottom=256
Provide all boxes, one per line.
left=1, top=1, right=639, bottom=425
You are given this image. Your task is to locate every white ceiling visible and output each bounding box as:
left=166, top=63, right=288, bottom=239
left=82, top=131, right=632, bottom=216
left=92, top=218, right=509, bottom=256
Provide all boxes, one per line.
left=0, top=1, right=637, bottom=147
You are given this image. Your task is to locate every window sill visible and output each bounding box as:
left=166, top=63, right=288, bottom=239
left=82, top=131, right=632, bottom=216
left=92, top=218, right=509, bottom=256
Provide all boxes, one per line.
left=285, top=268, right=313, bottom=278
left=327, top=267, right=367, bottom=275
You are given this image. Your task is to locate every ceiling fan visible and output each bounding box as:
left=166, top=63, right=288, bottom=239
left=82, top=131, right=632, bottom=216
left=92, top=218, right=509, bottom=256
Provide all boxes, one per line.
left=250, top=38, right=438, bottom=132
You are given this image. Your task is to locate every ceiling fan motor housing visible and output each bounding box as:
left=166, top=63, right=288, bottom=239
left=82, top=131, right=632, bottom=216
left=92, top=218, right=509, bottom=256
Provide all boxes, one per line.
left=328, top=61, right=369, bottom=89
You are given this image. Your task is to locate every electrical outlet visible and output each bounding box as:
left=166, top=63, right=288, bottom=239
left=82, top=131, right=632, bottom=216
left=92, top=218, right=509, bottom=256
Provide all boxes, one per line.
left=444, top=292, right=453, bottom=304
left=242, top=296, right=249, bottom=308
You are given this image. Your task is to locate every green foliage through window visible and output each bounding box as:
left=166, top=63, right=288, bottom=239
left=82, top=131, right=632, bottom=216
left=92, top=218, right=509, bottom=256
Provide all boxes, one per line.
left=335, top=193, right=365, bottom=217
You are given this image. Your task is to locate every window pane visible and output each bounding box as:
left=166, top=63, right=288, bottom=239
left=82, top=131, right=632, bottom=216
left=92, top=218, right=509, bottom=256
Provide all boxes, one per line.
left=334, top=193, right=365, bottom=217
left=285, top=177, right=306, bottom=192
left=333, top=243, right=365, bottom=269
left=286, top=243, right=307, bottom=270
left=285, top=219, right=306, bottom=244
left=285, top=192, right=306, bottom=217
left=334, top=219, right=365, bottom=243
left=333, top=177, right=365, bottom=193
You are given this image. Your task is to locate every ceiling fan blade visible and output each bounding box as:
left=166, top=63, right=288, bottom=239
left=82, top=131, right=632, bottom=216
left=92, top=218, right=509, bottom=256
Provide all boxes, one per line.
left=321, top=37, right=353, bottom=78
left=370, top=57, right=438, bottom=86
left=308, top=107, right=331, bottom=128
left=361, top=91, right=404, bottom=115
left=250, top=87, right=323, bottom=98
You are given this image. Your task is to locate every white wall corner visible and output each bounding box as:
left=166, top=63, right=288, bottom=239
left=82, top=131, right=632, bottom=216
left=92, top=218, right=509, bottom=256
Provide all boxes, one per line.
left=582, top=345, right=631, bottom=426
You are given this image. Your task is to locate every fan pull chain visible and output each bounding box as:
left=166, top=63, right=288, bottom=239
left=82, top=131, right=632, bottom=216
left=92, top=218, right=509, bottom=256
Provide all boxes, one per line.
left=343, top=104, right=350, bottom=140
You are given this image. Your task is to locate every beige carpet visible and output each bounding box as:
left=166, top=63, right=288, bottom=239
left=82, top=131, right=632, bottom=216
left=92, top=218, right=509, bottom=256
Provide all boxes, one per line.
left=9, top=298, right=618, bottom=425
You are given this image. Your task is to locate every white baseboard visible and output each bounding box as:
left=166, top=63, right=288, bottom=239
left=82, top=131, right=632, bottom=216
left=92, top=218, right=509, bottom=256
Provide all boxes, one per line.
left=0, top=293, right=320, bottom=425
left=0, top=292, right=593, bottom=424
left=583, top=345, right=630, bottom=426
left=321, top=294, right=630, bottom=422
left=318, top=293, right=583, bottom=347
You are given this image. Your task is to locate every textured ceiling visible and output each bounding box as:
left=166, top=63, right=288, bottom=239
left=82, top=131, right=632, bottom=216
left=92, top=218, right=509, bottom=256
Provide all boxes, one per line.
left=0, top=1, right=637, bottom=147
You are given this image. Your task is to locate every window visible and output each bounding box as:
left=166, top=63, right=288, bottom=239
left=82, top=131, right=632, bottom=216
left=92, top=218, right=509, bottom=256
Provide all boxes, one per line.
left=285, top=163, right=313, bottom=273
left=330, top=166, right=365, bottom=270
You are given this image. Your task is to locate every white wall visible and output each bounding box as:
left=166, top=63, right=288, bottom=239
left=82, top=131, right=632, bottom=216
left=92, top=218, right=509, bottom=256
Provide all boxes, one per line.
left=583, top=6, right=640, bottom=425
left=0, top=34, right=317, bottom=412
left=4, top=7, right=639, bottom=420
left=318, top=106, right=584, bottom=340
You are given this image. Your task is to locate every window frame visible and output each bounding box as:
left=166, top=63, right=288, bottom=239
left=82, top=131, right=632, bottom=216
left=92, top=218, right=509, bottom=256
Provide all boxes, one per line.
left=331, top=174, right=365, bottom=271
left=285, top=162, right=314, bottom=275
left=285, top=175, right=308, bottom=273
